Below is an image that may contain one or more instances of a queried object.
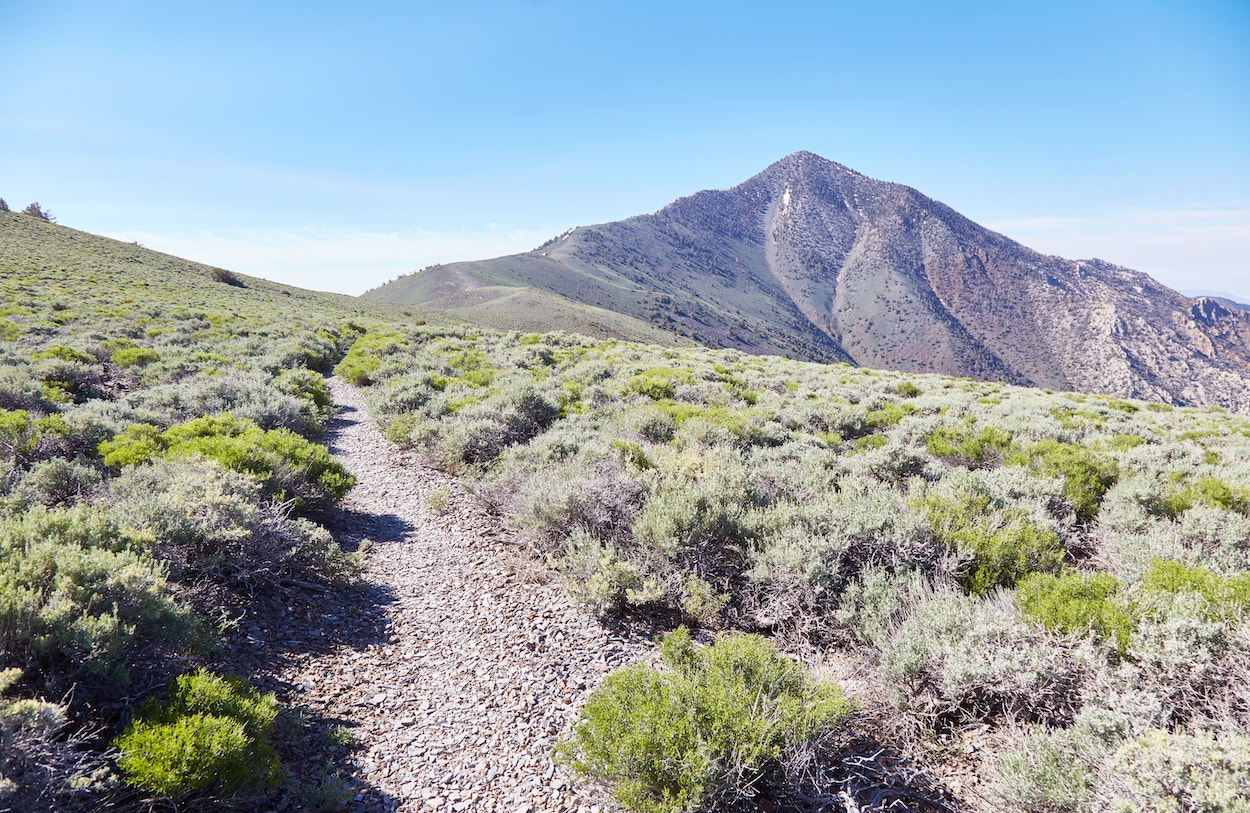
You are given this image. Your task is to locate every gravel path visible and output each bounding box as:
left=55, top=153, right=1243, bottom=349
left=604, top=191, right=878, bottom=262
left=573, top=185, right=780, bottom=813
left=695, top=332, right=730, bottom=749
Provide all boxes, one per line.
left=279, top=379, right=652, bottom=813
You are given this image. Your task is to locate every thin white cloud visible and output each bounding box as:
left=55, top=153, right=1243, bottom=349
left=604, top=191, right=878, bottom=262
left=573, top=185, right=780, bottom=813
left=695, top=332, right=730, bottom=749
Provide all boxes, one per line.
left=985, top=207, right=1250, bottom=299
left=105, top=226, right=559, bottom=295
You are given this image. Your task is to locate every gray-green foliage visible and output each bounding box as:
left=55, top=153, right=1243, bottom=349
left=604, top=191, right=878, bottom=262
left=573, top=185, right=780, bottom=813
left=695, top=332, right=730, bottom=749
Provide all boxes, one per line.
left=877, top=586, right=1078, bottom=728
left=110, top=459, right=358, bottom=589
left=0, top=506, right=197, bottom=687
left=0, top=210, right=387, bottom=806
left=1004, top=721, right=1250, bottom=813
left=0, top=667, right=69, bottom=802
left=1106, top=728, right=1250, bottom=813
left=320, top=327, right=1250, bottom=807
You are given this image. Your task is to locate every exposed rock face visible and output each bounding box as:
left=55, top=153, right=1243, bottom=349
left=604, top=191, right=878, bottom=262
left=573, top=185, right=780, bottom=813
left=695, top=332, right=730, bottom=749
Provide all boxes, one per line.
left=367, top=151, right=1250, bottom=410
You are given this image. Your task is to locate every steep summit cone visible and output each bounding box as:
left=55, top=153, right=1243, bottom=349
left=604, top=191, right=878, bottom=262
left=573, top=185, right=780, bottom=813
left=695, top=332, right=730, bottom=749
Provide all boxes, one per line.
left=367, top=152, right=1250, bottom=411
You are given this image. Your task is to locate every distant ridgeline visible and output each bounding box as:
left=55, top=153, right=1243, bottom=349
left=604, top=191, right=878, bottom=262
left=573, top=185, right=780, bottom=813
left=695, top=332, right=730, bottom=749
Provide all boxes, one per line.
left=366, top=151, right=1250, bottom=413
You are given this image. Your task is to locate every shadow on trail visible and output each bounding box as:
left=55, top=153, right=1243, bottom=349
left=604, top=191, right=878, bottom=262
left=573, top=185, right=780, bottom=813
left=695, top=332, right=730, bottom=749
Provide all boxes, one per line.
left=322, top=399, right=367, bottom=456
left=201, top=399, right=422, bottom=811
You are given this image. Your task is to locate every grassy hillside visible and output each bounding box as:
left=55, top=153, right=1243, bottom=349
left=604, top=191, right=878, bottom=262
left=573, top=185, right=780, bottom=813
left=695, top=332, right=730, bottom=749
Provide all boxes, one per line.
left=369, top=255, right=697, bottom=347
left=5, top=207, right=1250, bottom=811
left=0, top=211, right=417, bottom=811
left=365, top=252, right=710, bottom=347
left=344, top=325, right=1250, bottom=812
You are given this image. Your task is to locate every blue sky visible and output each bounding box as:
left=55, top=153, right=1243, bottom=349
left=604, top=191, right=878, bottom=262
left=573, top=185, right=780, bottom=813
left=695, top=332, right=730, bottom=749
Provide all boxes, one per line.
left=2, top=0, right=1247, bottom=296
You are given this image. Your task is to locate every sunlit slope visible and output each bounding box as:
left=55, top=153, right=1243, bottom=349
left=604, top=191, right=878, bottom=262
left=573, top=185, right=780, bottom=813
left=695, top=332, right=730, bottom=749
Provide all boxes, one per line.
left=366, top=152, right=1250, bottom=412
left=0, top=211, right=429, bottom=336
left=366, top=253, right=697, bottom=347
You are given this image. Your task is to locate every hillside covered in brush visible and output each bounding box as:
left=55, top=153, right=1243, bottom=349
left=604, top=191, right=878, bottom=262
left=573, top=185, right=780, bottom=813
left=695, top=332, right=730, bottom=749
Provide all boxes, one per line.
left=3, top=208, right=1250, bottom=812
left=343, top=324, right=1250, bottom=811
left=367, top=152, right=1250, bottom=412
left=0, top=210, right=424, bottom=810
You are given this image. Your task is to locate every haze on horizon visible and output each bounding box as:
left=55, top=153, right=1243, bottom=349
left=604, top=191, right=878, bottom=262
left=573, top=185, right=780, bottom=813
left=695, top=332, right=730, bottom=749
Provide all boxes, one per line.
left=1, top=0, right=1246, bottom=298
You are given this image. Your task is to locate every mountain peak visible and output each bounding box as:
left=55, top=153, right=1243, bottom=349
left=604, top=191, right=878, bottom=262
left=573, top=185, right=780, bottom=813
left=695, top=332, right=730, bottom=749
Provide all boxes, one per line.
left=367, top=157, right=1250, bottom=411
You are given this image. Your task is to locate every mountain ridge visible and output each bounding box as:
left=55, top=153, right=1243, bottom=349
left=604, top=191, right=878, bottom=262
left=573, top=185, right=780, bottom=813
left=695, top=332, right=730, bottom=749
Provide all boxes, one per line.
left=366, top=152, right=1250, bottom=411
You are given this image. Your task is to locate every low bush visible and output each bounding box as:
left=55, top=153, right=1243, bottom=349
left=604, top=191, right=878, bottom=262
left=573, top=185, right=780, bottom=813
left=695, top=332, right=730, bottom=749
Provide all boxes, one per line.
left=98, top=413, right=354, bottom=509
left=110, top=347, right=159, bottom=368
left=556, top=628, right=853, bottom=813
left=1105, top=728, right=1250, bottom=813
left=0, top=408, right=72, bottom=472
left=1140, top=559, right=1250, bottom=621
left=113, top=669, right=282, bottom=799
left=878, top=587, right=1077, bottom=729
left=919, top=485, right=1065, bottom=595
left=925, top=421, right=1014, bottom=468
left=210, top=268, right=246, bottom=288
left=997, top=725, right=1095, bottom=811
left=0, top=506, right=196, bottom=687
left=558, top=530, right=663, bottom=613
left=1007, top=440, right=1117, bottom=522
left=633, top=457, right=757, bottom=560
left=274, top=368, right=332, bottom=427
left=136, top=372, right=311, bottom=433
left=863, top=400, right=915, bottom=431
left=110, top=460, right=358, bottom=590
left=1152, top=475, right=1250, bottom=520
left=0, top=667, right=66, bottom=799
left=750, top=483, right=934, bottom=600
left=1015, top=570, right=1134, bottom=653
left=628, top=367, right=695, bottom=400
left=33, top=346, right=93, bottom=365
left=333, top=331, right=407, bottom=386
left=6, top=457, right=101, bottom=509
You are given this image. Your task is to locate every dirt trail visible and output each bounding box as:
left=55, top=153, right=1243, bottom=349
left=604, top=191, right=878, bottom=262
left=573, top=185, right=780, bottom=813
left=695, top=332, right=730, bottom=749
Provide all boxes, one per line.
left=280, top=379, right=650, bottom=813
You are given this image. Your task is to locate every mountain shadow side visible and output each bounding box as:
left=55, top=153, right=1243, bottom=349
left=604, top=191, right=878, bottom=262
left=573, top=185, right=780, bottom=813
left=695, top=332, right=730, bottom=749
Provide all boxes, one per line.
left=365, top=151, right=1250, bottom=411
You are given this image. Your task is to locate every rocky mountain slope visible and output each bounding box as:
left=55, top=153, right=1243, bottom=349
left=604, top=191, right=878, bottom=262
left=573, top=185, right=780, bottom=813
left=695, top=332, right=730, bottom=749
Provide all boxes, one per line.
left=366, top=152, right=1250, bottom=411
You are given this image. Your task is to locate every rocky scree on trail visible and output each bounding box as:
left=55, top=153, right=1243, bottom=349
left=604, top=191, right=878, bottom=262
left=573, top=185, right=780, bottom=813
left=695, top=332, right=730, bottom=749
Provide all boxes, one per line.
left=274, top=378, right=653, bottom=812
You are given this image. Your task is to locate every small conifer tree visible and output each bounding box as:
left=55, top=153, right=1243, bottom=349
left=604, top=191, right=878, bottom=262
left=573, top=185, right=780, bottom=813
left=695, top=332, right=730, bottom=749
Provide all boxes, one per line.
left=21, top=203, right=53, bottom=222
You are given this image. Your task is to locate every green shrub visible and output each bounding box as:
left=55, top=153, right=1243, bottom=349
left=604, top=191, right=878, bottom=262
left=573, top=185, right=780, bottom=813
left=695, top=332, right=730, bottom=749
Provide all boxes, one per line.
left=0, top=408, right=39, bottom=462
left=628, top=367, right=695, bottom=400
left=1016, top=570, right=1135, bottom=653
left=1108, top=434, right=1146, bottom=450
left=919, top=487, right=1065, bottom=595
left=33, top=346, right=93, bottom=364
left=556, top=628, right=852, bottom=813
left=110, top=347, right=160, bottom=368
left=99, top=414, right=354, bottom=508
left=863, top=400, right=915, bottom=430
left=332, top=331, right=406, bottom=386
left=1153, top=476, right=1250, bottom=519
left=1140, top=559, right=1250, bottom=620
left=1007, top=439, right=1117, bottom=521
left=274, top=368, right=332, bottom=430
left=925, top=422, right=1014, bottom=468
left=113, top=670, right=282, bottom=798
